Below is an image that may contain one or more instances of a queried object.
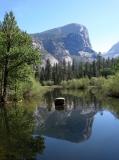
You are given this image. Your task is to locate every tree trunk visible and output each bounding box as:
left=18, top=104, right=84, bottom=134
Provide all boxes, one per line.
left=0, top=68, right=3, bottom=97
left=1, top=58, right=8, bottom=103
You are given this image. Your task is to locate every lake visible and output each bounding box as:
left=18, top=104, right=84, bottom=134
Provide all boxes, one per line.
left=0, top=88, right=119, bottom=160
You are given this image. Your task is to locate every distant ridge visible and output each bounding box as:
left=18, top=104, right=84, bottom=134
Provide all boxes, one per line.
left=104, top=42, right=119, bottom=59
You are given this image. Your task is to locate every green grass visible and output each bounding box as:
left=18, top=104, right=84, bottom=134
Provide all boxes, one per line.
left=60, top=75, right=119, bottom=98
left=104, top=73, right=119, bottom=97
left=61, top=78, right=90, bottom=89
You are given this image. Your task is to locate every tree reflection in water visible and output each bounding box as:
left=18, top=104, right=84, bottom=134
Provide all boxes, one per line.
left=0, top=103, right=45, bottom=160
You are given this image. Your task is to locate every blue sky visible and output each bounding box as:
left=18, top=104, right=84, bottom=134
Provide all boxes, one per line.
left=0, top=0, right=119, bottom=52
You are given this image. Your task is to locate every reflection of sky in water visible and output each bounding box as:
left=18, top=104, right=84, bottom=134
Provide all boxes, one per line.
left=36, top=111, right=119, bottom=160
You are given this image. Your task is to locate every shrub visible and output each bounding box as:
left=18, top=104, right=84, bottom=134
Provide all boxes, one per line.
left=105, top=73, right=119, bottom=97
left=61, top=78, right=90, bottom=89
left=90, top=77, right=106, bottom=89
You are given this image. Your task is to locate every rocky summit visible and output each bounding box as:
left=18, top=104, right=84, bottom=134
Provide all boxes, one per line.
left=31, top=23, right=97, bottom=65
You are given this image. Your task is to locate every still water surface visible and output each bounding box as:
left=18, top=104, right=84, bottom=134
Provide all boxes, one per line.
left=0, top=89, right=119, bottom=160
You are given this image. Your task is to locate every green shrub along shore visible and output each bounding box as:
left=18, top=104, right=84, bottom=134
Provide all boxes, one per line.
left=61, top=74, right=119, bottom=98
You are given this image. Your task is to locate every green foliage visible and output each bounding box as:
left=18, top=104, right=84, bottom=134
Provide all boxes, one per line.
left=61, top=74, right=119, bottom=98
left=0, top=11, right=40, bottom=102
left=39, top=54, right=119, bottom=99
left=104, top=73, right=119, bottom=97
left=39, top=53, right=118, bottom=85
left=101, top=68, right=114, bottom=77
left=90, top=77, right=106, bottom=89
left=89, top=73, right=119, bottom=98
left=61, top=78, right=90, bottom=89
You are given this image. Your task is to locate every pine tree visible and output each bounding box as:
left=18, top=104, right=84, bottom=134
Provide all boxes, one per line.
left=0, top=12, right=40, bottom=102
left=45, top=59, right=52, bottom=81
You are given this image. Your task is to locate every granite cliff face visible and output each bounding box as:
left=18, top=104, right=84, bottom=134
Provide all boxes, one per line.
left=31, top=23, right=97, bottom=65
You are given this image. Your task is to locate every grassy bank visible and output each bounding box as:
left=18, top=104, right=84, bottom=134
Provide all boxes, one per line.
left=7, top=77, right=54, bottom=103
left=61, top=78, right=90, bottom=89
left=60, top=74, right=119, bottom=98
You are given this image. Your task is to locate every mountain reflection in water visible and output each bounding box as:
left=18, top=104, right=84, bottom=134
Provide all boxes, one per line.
left=35, top=89, right=119, bottom=160
left=35, top=89, right=101, bottom=143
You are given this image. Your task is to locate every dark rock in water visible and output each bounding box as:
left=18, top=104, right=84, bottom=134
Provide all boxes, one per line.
left=55, top=97, right=65, bottom=106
